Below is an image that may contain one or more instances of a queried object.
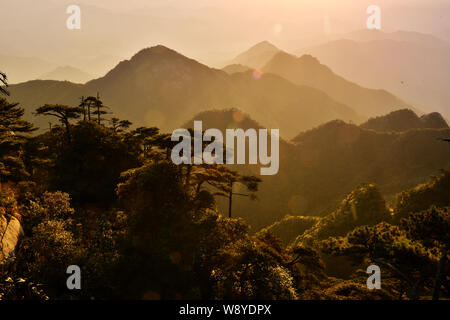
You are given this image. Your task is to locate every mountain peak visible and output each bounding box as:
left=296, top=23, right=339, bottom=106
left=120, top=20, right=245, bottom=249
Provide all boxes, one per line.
left=131, top=45, right=181, bottom=61
left=264, top=51, right=327, bottom=75
left=420, top=112, right=449, bottom=129
left=361, top=109, right=448, bottom=132
left=268, top=51, right=322, bottom=67
left=91, top=44, right=219, bottom=86
left=297, top=54, right=320, bottom=65
left=293, top=119, right=361, bottom=145
left=230, top=41, right=280, bottom=69
left=249, top=41, right=279, bottom=51
left=38, top=65, right=93, bottom=83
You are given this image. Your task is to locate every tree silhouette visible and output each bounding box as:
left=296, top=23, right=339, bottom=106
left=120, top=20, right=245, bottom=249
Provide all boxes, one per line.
left=401, top=207, right=450, bottom=300
left=110, top=118, right=132, bottom=133
left=0, top=98, right=36, bottom=181
left=0, top=71, right=9, bottom=96
left=322, top=222, right=438, bottom=300
left=83, top=95, right=109, bottom=124
left=147, top=128, right=263, bottom=218
left=190, top=165, right=261, bottom=218
left=146, top=132, right=174, bottom=159
left=126, top=126, right=160, bottom=158
left=82, top=96, right=98, bottom=121
left=35, top=104, right=83, bottom=141
left=79, top=96, right=87, bottom=120
left=92, top=96, right=109, bottom=124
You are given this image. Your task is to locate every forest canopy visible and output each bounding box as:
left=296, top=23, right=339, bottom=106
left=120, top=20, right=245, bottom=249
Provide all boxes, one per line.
left=0, top=76, right=449, bottom=300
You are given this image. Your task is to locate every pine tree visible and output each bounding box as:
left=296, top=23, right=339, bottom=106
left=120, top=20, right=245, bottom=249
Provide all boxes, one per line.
left=190, top=165, right=261, bottom=218
left=0, top=71, right=9, bottom=96
left=321, top=222, right=439, bottom=300
left=110, top=118, right=132, bottom=133
left=0, top=98, right=36, bottom=181
left=35, top=104, right=83, bottom=141
left=83, top=95, right=109, bottom=124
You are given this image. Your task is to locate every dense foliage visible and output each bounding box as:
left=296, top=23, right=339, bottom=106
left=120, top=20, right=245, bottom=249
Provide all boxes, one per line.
left=0, top=91, right=448, bottom=300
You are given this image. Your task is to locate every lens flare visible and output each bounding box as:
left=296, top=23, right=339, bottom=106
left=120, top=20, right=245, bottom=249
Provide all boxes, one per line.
left=252, top=69, right=263, bottom=80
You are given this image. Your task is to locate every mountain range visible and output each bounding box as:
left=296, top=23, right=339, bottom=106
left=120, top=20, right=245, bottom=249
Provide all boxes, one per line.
left=38, top=66, right=93, bottom=84
left=1, top=54, right=121, bottom=84
left=228, top=41, right=280, bottom=69
left=0, top=55, right=57, bottom=84
left=7, top=45, right=357, bottom=138
left=8, top=44, right=415, bottom=138
left=315, top=29, right=448, bottom=48
left=300, top=35, right=450, bottom=118
left=228, top=31, right=450, bottom=120
left=261, top=51, right=413, bottom=118
left=184, top=108, right=450, bottom=228
left=361, top=109, right=449, bottom=132
left=3, top=42, right=450, bottom=229
left=226, top=41, right=415, bottom=119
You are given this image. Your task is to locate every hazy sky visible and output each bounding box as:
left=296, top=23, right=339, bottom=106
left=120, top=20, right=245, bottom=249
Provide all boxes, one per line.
left=1, top=0, right=449, bottom=72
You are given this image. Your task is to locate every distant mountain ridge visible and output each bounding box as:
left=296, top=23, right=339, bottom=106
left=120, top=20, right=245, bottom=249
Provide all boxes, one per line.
left=301, top=38, right=450, bottom=118
left=229, top=41, right=280, bottom=69
left=323, top=29, right=448, bottom=48
left=222, top=64, right=252, bottom=74
left=361, top=109, right=449, bottom=132
left=225, top=41, right=416, bottom=119
left=182, top=109, right=450, bottom=228
left=262, top=51, right=413, bottom=118
left=0, top=55, right=57, bottom=84
left=9, top=45, right=360, bottom=138
left=38, top=66, right=93, bottom=84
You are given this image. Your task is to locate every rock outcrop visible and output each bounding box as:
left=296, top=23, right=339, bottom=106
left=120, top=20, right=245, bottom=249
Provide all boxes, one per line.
left=0, top=214, right=23, bottom=261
